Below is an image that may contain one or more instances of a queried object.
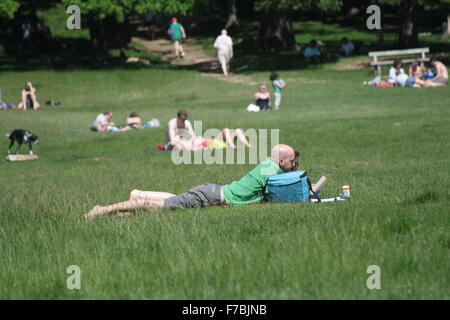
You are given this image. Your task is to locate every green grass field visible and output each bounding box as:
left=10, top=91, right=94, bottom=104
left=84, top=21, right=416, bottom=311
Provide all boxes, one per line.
left=1, top=64, right=449, bottom=299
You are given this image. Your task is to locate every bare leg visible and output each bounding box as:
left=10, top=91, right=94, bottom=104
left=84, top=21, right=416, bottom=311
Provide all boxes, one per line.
left=232, top=128, right=251, bottom=148
left=174, top=40, right=180, bottom=57
left=30, top=93, right=40, bottom=109
left=221, top=62, right=228, bottom=76
left=85, top=198, right=164, bottom=220
left=179, top=43, right=184, bottom=57
left=129, top=189, right=175, bottom=201
left=423, top=80, right=446, bottom=87
left=20, top=92, right=27, bottom=110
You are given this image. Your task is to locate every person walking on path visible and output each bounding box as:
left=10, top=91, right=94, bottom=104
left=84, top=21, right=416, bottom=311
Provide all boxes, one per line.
left=168, top=17, right=186, bottom=59
left=213, top=29, right=233, bottom=76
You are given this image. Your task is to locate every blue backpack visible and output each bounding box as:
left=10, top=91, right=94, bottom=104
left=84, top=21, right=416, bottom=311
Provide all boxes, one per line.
left=266, top=170, right=321, bottom=203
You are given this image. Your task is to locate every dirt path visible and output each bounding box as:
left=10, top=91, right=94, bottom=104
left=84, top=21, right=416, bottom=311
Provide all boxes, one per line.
left=132, top=37, right=258, bottom=85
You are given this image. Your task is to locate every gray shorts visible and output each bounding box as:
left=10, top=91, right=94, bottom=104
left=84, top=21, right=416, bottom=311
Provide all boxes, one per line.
left=164, top=183, right=222, bottom=209
left=432, top=77, right=448, bottom=84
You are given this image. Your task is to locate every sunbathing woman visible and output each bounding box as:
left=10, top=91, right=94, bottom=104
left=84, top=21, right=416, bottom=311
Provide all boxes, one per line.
left=17, top=82, right=40, bottom=110
left=202, top=128, right=252, bottom=149
left=253, top=85, right=271, bottom=111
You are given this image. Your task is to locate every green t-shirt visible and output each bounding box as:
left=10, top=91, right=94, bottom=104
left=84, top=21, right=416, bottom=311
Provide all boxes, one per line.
left=272, top=80, right=282, bottom=93
left=222, top=159, right=283, bottom=205
left=169, top=22, right=183, bottom=41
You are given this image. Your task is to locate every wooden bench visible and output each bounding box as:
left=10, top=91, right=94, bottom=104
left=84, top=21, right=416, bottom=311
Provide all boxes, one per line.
left=369, top=47, right=430, bottom=76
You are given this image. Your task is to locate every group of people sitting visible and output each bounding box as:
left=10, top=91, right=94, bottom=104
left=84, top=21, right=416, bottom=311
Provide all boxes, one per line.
left=369, top=57, right=448, bottom=88
left=0, top=81, right=41, bottom=110
left=247, top=73, right=286, bottom=112
left=90, top=111, right=155, bottom=132
left=303, top=37, right=355, bottom=63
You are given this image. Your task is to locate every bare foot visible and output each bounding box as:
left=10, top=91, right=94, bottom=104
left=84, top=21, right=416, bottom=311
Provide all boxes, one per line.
left=130, top=189, right=140, bottom=200
left=84, top=205, right=106, bottom=220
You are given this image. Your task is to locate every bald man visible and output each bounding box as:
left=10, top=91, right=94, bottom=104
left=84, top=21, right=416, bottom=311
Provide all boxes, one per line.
left=85, top=144, right=298, bottom=219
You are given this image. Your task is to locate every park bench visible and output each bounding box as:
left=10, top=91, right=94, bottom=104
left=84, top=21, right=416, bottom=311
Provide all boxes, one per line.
left=369, top=47, right=430, bottom=76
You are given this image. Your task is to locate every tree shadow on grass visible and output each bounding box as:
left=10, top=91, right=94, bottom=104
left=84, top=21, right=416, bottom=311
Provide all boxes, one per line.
left=0, top=37, right=173, bottom=72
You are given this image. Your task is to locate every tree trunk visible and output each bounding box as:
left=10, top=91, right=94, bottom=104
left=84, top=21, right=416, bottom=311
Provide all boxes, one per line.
left=398, top=0, right=418, bottom=48
left=225, top=0, right=239, bottom=29
left=442, top=15, right=450, bottom=41
left=88, top=14, right=108, bottom=65
left=259, top=9, right=295, bottom=51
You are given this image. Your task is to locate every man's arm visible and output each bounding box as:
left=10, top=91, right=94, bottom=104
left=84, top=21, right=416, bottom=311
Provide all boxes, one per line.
left=213, top=36, right=220, bottom=49
left=228, top=38, right=233, bottom=58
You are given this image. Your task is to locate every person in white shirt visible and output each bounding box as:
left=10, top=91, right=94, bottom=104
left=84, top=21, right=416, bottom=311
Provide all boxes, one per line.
left=213, top=29, right=233, bottom=76
left=91, top=111, right=114, bottom=132
left=388, top=59, right=405, bottom=84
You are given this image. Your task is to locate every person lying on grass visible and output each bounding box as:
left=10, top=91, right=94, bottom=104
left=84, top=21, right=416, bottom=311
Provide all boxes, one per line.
left=166, top=109, right=251, bottom=150
left=85, top=144, right=300, bottom=219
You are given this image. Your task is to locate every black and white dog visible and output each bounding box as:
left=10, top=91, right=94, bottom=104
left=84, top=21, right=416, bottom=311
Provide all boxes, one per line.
left=7, top=129, right=39, bottom=155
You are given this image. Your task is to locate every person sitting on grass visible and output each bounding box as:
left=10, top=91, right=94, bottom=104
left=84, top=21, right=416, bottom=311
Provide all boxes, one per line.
left=85, top=144, right=299, bottom=219
left=90, top=111, right=118, bottom=132
left=427, top=58, right=448, bottom=86
left=270, top=73, right=285, bottom=111
left=415, top=58, right=448, bottom=87
left=340, top=37, right=354, bottom=57
left=387, top=59, right=405, bottom=85
left=404, top=60, right=423, bottom=88
left=253, top=84, right=271, bottom=111
left=166, top=109, right=196, bottom=150
left=17, top=82, right=40, bottom=110
left=304, top=40, right=321, bottom=63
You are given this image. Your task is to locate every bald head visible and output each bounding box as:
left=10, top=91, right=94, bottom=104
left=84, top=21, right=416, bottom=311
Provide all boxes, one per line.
left=271, top=144, right=298, bottom=172
left=271, top=144, right=294, bottom=161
